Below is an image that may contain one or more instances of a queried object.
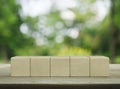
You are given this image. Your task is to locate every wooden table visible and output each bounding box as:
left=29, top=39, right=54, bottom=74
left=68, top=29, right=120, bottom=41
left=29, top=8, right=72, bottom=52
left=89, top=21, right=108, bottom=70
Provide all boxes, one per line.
left=0, top=64, right=120, bottom=89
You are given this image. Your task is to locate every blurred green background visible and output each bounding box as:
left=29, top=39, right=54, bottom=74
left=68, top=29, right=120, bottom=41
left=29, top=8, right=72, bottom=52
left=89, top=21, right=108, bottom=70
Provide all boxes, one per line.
left=0, top=0, right=120, bottom=63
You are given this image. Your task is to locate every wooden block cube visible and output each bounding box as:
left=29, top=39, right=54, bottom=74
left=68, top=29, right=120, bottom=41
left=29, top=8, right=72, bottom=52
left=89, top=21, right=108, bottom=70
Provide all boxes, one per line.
left=11, top=56, right=30, bottom=76
left=31, top=56, right=50, bottom=76
left=70, top=56, right=89, bottom=76
left=90, top=56, right=109, bottom=76
left=51, top=56, right=69, bottom=76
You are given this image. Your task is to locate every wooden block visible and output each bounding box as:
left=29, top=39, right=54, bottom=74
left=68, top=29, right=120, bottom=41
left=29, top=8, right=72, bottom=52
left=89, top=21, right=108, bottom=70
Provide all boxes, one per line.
left=90, top=56, right=109, bottom=76
left=31, top=56, right=50, bottom=76
left=51, top=56, right=69, bottom=76
left=70, top=56, right=89, bottom=76
left=11, top=56, right=30, bottom=76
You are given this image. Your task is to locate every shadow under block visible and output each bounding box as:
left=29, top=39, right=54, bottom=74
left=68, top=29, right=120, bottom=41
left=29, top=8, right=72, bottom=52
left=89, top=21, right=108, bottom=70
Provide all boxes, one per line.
left=70, top=56, right=89, bottom=76
left=90, top=56, right=109, bottom=76
left=51, top=56, right=69, bottom=76
left=31, top=56, right=50, bottom=76
left=11, top=57, right=30, bottom=76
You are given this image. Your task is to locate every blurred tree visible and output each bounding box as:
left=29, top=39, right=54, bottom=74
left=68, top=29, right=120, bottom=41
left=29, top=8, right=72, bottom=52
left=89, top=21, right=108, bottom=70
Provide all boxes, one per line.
left=109, top=0, right=120, bottom=63
left=16, top=0, right=120, bottom=63
left=82, top=0, right=120, bottom=63
left=92, top=0, right=120, bottom=63
left=0, top=0, right=34, bottom=62
left=23, top=0, right=96, bottom=55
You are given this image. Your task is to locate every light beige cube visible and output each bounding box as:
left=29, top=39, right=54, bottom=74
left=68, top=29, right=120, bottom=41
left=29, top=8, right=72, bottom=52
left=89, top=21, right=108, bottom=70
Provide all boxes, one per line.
left=31, top=56, right=50, bottom=76
left=11, top=56, right=30, bottom=76
left=51, top=56, right=69, bottom=76
left=90, top=56, right=109, bottom=76
left=70, top=56, right=89, bottom=76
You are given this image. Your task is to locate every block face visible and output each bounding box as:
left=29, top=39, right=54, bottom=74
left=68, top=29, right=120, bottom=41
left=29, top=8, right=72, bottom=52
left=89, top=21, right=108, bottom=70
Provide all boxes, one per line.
left=11, top=57, right=30, bottom=76
left=70, top=56, right=89, bottom=76
left=31, top=56, right=50, bottom=76
left=51, top=56, right=69, bottom=76
left=90, top=56, right=109, bottom=76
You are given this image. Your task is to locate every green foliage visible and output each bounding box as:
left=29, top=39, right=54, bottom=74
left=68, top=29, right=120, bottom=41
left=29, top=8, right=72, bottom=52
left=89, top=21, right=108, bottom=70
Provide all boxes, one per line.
left=113, top=0, right=120, bottom=29
left=0, top=0, right=120, bottom=64
left=0, top=0, right=35, bottom=62
left=116, top=56, right=120, bottom=64
left=57, top=46, right=91, bottom=56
